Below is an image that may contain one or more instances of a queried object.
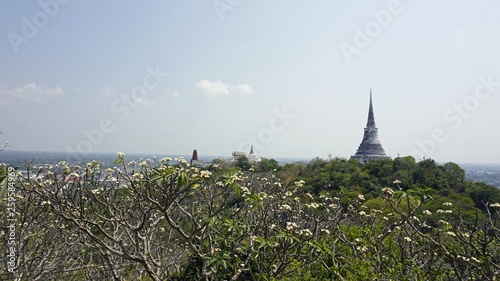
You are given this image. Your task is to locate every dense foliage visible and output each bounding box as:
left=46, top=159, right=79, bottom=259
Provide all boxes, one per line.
left=1, top=155, right=499, bottom=280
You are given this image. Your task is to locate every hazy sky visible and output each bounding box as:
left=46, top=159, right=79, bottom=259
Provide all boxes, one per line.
left=1, top=1, right=500, bottom=163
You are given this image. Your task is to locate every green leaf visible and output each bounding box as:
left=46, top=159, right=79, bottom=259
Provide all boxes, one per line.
left=0, top=168, right=5, bottom=184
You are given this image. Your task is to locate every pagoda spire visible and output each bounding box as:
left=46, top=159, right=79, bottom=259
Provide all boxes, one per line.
left=350, top=90, right=390, bottom=163
left=366, top=89, right=376, bottom=127
left=249, top=144, right=254, bottom=155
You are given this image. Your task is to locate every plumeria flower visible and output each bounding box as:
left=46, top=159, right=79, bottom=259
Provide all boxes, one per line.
left=298, top=229, right=313, bottom=237
left=489, top=202, right=500, bottom=208
left=240, top=186, right=250, bottom=195
left=294, top=180, right=305, bottom=188
left=280, top=204, right=292, bottom=211
left=306, top=203, right=320, bottom=209
left=286, top=222, right=297, bottom=231
left=200, top=170, right=212, bottom=178
left=381, top=187, right=394, bottom=196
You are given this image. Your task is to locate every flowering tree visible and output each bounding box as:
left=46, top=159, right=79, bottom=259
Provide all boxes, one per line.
left=1, top=154, right=499, bottom=280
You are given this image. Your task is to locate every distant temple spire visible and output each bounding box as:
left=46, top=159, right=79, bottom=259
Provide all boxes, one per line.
left=350, top=90, right=390, bottom=163
left=249, top=144, right=254, bottom=155
left=190, top=149, right=206, bottom=167
left=367, top=89, right=376, bottom=127
left=191, top=149, right=198, bottom=162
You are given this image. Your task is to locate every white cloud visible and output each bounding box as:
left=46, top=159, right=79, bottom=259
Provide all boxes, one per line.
left=233, top=84, right=253, bottom=94
left=0, top=83, right=64, bottom=103
left=171, top=92, right=180, bottom=98
left=133, top=98, right=153, bottom=106
left=99, top=86, right=117, bottom=96
left=196, top=80, right=253, bottom=98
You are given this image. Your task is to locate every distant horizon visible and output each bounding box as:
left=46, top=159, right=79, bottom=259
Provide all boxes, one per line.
left=2, top=148, right=500, bottom=166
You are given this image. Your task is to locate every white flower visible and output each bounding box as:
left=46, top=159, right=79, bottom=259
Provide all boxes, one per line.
left=443, top=202, right=453, bottom=207
left=393, top=179, right=401, bottom=184
left=200, top=170, right=212, bottom=178
left=34, top=176, right=43, bottom=183
left=471, top=257, right=481, bottom=263
left=358, top=211, right=367, bottom=216
left=298, top=229, right=313, bottom=237
left=159, top=157, right=172, bottom=163
left=446, top=231, right=456, bottom=237
left=423, top=210, right=432, bottom=215
left=117, top=152, right=125, bottom=158
left=356, top=246, right=368, bottom=253
left=358, top=194, right=365, bottom=201
left=240, top=186, right=250, bottom=195
left=230, top=174, right=242, bottom=182
left=404, top=236, right=412, bottom=242
left=294, top=180, right=305, bottom=188
left=286, top=222, right=297, bottom=231
left=139, top=161, right=148, bottom=167
left=306, top=203, right=320, bottom=209
left=133, top=173, right=143, bottom=181
left=489, top=203, right=500, bottom=208
left=328, top=203, right=338, bottom=210
left=320, top=229, right=330, bottom=235
left=381, top=187, right=394, bottom=195
left=280, top=204, right=292, bottom=211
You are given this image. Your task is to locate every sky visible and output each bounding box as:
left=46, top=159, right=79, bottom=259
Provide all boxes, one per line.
left=1, top=0, right=500, bottom=164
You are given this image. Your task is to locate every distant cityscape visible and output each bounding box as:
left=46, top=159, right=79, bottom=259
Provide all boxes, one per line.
left=461, top=163, right=500, bottom=188
left=1, top=149, right=499, bottom=189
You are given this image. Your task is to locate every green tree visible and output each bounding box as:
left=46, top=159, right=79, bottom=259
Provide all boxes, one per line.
left=466, top=182, right=500, bottom=211
left=256, top=158, right=280, bottom=172
left=235, top=156, right=252, bottom=170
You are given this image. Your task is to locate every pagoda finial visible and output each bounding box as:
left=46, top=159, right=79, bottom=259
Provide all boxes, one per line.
left=367, top=89, right=376, bottom=127
left=249, top=144, right=254, bottom=155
